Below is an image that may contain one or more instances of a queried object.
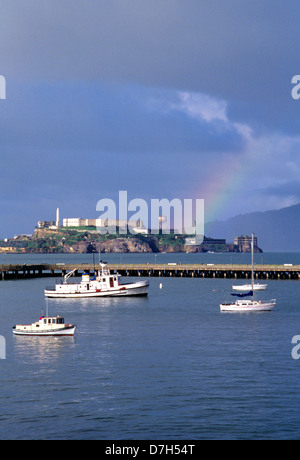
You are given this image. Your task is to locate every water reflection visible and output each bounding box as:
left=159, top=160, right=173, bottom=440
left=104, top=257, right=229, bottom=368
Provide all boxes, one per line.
left=13, top=335, right=76, bottom=363
left=47, top=293, right=149, bottom=311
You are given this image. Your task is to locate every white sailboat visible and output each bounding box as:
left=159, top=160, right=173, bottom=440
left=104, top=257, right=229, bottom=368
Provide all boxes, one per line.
left=232, top=282, right=267, bottom=291
left=232, top=240, right=267, bottom=291
left=220, top=233, right=276, bottom=312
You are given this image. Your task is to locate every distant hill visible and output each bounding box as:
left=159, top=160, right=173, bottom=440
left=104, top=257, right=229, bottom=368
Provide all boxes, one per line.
left=206, top=203, right=300, bottom=252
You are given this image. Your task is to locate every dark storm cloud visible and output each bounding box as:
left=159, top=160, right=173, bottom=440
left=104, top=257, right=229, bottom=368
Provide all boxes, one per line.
left=0, top=1, right=297, bottom=89
left=1, top=0, right=299, bottom=132
left=1, top=0, right=300, bottom=236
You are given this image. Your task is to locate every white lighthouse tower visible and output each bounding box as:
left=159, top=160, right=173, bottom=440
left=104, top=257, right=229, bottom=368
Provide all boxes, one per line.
left=56, top=208, right=60, bottom=228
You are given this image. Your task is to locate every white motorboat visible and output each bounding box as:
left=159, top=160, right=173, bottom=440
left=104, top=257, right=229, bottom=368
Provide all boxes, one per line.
left=220, top=233, right=276, bottom=312
left=44, top=263, right=149, bottom=298
left=220, top=298, right=276, bottom=312
left=232, top=283, right=267, bottom=291
left=13, top=314, right=76, bottom=336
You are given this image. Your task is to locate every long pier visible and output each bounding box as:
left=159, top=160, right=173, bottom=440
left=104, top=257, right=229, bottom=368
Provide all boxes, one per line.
left=0, top=263, right=299, bottom=280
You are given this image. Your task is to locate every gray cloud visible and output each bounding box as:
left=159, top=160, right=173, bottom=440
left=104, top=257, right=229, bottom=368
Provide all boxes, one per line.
left=0, top=2, right=297, bottom=88
left=262, top=180, right=300, bottom=199
left=1, top=0, right=299, bottom=134
left=1, top=0, right=300, bottom=236
left=1, top=81, right=245, bottom=156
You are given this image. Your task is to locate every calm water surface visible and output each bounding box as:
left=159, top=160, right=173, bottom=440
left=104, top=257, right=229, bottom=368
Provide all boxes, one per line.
left=0, top=253, right=300, bottom=439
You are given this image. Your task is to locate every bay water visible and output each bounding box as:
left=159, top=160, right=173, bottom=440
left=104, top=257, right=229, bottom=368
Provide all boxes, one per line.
left=0, top=252, right=300, bottom=440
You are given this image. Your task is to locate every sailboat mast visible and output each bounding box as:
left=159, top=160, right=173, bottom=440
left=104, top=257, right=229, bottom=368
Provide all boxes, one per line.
left=251, top=233, right=254, bottom=292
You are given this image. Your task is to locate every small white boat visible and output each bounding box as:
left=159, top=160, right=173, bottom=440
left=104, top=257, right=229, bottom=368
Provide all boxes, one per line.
left=44, top=263, right=149, bottom=298
left=232, top=283, right=267, bottom=291
left=220, top=298, right=276, bottom=312
left=13, top=314, right=76, bottom=336
left=220, top=233, right=276, bottom=313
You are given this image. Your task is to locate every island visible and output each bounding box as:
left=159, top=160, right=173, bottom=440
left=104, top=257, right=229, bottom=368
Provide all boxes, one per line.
left=0, top=227, right=263, bottom=254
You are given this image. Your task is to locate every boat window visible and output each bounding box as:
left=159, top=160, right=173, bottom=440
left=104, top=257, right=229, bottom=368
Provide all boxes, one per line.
left=48, top=319, right=51, bottom=324
left=44, top=319, right=47, bottom=324
left=52, top=318, right=56, bottom=323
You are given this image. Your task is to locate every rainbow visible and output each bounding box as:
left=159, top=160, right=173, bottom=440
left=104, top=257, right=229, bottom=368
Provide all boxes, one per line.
left=203, top=156, right=243, bottom=224
left=197, top=146, right=257, bottom=227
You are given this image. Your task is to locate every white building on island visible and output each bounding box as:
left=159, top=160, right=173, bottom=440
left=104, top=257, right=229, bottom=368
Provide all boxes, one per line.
left=62, top=217, right=148, bottom=234
left=38, top=209, right=148, bottom=234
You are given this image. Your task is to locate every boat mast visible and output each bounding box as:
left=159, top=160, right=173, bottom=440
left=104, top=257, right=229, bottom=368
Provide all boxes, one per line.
left=251, top=233, right=254, bottom=294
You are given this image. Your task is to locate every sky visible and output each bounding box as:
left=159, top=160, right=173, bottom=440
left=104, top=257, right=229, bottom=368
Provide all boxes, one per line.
left=1, top=0, right=300, bottom=237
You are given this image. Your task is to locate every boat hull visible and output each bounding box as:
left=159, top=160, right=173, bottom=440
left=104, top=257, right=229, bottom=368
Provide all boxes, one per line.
left=12, top=325, right=77, bottom=336
left=44, top=281, right=149, bottom=298
left=232, top=284, right=267, bottom=291
left=220, top=300, right=276, bottom=312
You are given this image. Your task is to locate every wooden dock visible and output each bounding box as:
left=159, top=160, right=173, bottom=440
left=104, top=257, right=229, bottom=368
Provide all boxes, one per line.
left=0, top=263, right=299, bottom=280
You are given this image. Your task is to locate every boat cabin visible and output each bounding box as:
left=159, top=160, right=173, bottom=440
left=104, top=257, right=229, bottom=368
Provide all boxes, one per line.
left=13, top=315, right=66, bottom=333
left=40, top=315, right=65, bottom=325
left=97, top=274, right=120, bottom=289
left=53, top=271, right=121, bottom=294
left=81, top=272, right=120, bottom=290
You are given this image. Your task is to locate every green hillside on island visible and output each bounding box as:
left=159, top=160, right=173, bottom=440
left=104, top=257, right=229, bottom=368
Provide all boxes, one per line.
left=0, top=227, right=262, bottom=254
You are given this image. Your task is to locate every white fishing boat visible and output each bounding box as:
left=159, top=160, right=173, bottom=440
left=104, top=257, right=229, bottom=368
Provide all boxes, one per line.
left=13, top=312, right=76, bottom=336
left=220, top=233, right=276, bottom=312
left=44, top=263, right=149, bottom=298
left=232, top=282, right=267, bottom=291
